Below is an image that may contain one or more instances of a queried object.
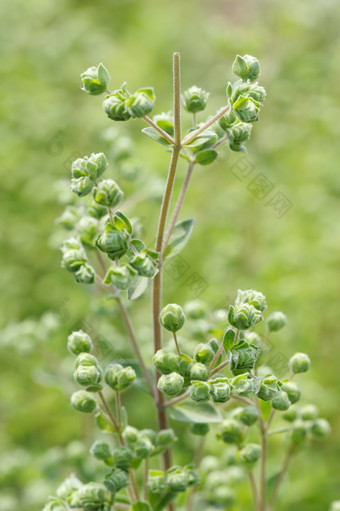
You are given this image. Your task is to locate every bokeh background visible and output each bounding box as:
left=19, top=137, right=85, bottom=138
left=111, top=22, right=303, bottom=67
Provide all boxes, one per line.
left=1, top=0, right=340, bottom=509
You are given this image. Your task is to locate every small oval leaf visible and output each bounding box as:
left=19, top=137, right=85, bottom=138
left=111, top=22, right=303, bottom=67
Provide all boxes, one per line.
left=169, top=401, right=222, bottom=424
left=164, top=219, right=195, bottom=260
left=195, top=149, right=218, bottom=166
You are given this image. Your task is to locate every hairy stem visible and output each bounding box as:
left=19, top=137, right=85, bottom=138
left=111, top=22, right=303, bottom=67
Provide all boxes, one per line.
left=161, top=159, right=195, bottom=257
left=268, top=446, right=295, bottom=511
left=182, top=105, right=229, bottom=145
left=255, top=397, right=267, bottom=511
left=143, top=114, right=175, bottom=145
left=152, top=53, right=182, bottom=505
left=249, top=470, right=261, bottom=511
left=210, top=359, right=229, bottom=376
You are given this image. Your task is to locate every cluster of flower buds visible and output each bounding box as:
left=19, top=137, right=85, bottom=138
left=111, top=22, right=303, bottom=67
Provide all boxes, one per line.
left=104, top=363, right=136, bottom=392
left=282, top=403, right=331, bottom=444
left=70, top=152, right=109, bottom=198
left=147, top=464, right=199, bottom=494
left=103, top=81, right=156, bottom=121
left=217, top=55, right=266, bottom=152
left=122, top=426, right=177, bottom=462
left=60, top=237, right=95, bottom=284
left=182, top=86, right=209, bottom=114
left=228, top=289, right=266, bottom=330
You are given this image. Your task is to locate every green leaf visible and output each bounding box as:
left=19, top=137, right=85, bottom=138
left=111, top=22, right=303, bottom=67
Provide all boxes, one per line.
left=195, top=149, right=218, bottom=166
left=115, top=211, right=132, bottom=233
left=164, top=219, right=195, bottom=260
left=153, top=493, right=176, bottom=511
left=169, top=401, right=222, bottom=424
left=131, top=502, right=152, bottom=511
left=142, top=127, right=171, bottom=146
left=128, top=276, right=151, bottom=300
left=222, top=328, right=236, bottom=352
left=95, top=413, right=116, bottom=433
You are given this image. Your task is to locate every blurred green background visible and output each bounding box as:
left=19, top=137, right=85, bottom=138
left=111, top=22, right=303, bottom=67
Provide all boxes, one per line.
left=1, top=0, right=340, bottom=509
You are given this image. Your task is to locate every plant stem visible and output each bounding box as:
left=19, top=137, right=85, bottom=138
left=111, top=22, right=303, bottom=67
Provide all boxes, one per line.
left=266, top=409, right=276, bottom=432
left=98, top=391, right=120, bottom=432
left=182, top=105, right=229, bottom=145
left=116, top=296, right=156, bottom=401
left=152, top=54, right=182, bottom=507
left=249, top=470, right=261, bottom=511
left=143, top=115, right=175, bottom=145
left=255, top=397, right=267, bottom=511
left=163, top=390, right=189, bottom=408
left=144, top=458, right=149, bottom=500
left=268, top=446, right=295, bottom=510
left=173, top=332, right=181, bottom=356
left=116, top=391, right=121, bottom=428
left=161, top=159, right=195, bottom=257
left=209, top=342, right=225, bottom=370
left=210, top=359, right=229, bottom=376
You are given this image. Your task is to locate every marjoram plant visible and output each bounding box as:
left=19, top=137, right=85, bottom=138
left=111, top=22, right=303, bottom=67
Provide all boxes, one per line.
left=43, top=53, right=331, bottom=511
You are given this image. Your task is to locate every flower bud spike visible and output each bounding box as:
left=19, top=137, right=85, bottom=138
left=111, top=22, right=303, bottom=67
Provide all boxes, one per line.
left=81, top=63, right=110, bottom=95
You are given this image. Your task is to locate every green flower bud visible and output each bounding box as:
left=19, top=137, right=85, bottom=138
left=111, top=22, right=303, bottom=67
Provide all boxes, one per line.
left=96, top=223, right=130, bottom=260
left=74, top=263, right=95, bottom=284
left=190, top=362, right=210, bottom=381
left=188, top=381, right=210, bottom=402
left=153, top=112, right=174, bottom=136
left=158, top=372, right=184, bottom=397
left=104, top=264, right=136, bottom=290
left=219, top=109, right=238, bottom=131
left=257, top=375, right=280, bottom=401
left=182, top=86, right=209, bottom=113
left=271, top=391, right=291, bottom=411
left=290, top=420, right=308, bottom=445
left=61, top=248, right=87, bottom=273
left=239, top=443, right=262, bottom=466
left=194, top=343, right=215, bottom=365
left=213, top=486, right=236, bottom=507
left=88, top=199, right=107, bottom=219
left=70, top=482, right=111, bottom=508
left=75, top=353, right=99, bottom=368
left=184, top=299, right=208, bottom=319
left=159, top=303, right=186, bottom=332
left=126, top=87, right=155, bottom=117
left=123, top=425, right=139, bottom=446
left=311, top=419, right=331, bottom=439
left=178, top=357, right=193, bottom=381
left=71, top=390, right=97, bottom=413
left=104, top=363, right=123, bottom=388
left=157, top=428, right=177, bottom=447
left=236, top=405, right=259, bottom=426
left=221, top=419, right=246, bottom=444
left=245, top=332, right=262, bottom=345
left=148, top=470, right=166, bottom=493
left=72, top=153, right=109, bottom=180
left=226, top=122, right=253, bottom=153
left=81, top=63, right=110, bottom=95
left=229, top=340, right=261, bottom=375
left=232, top=95, right=261, bottom=123
left=74, top=364, right=102, bottom=387
left=266, top=311, right=287, bottom=332
left=135, top=438, right=154, bottom=459
left=209, top=380, right=231, bottom=403
left=103, top=83, right=131, bottom=121
left=67, top=330, right=93, bottom=355
left=70, top=176, right=95, bottom=197
left=230, top=81, right=266, bottom=104
left=228, top=304, right=262, bottom=330
left=185, top=464, right=200, bottom=486
left=113, top=446, right=133, bottom=470
left=93, top=179, right=124, bottom=208
left=140, top=429, right=158, bottom=445
left=130, top=252, right=158, bottom=278
left=289, top=352, right=311, bottom=374
left=301, top=404, right=319, bottom=421
left=232, top=55, right=260, bottom=82
left=56, top=206, right=82, bottom=230
left=77, top=216, right=98, bottom=247
left=235, top=289, right=267, bottom=312
left=166, top=466, right=188, bottom=493
left=104, top=468, right=129, bottom=493
left=153, top=350, right=180, bottom=375
left=190, top=422, right=210, bottom=436
left=43, top=498, right=69, bottom=511
left=56, top=473, right=83, bottom=500
left=90, top=441, right=112, bottom=461
left=283, top=406, right=298, bottom=422
left=281, top=382, right=301, bottom=404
